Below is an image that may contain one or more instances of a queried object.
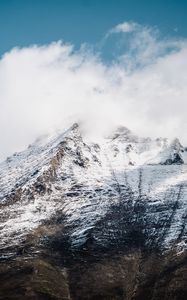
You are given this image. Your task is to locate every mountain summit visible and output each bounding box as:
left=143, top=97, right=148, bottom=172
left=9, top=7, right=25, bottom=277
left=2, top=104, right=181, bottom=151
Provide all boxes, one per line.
left=0, top=124, right=187, bottom=300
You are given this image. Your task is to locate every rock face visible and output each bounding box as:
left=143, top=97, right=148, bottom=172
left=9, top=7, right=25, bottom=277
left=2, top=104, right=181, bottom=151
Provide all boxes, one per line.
left=0, top=124, right=187, bottom=300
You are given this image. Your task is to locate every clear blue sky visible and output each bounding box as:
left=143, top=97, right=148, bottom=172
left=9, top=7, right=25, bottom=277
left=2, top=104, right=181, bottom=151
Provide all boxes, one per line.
left=0, top=0, right=186, bottom=56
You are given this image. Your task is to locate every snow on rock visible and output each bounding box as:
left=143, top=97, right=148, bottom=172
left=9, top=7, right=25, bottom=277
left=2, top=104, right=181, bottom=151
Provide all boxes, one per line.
left=0, top=124, right=187, bottom=254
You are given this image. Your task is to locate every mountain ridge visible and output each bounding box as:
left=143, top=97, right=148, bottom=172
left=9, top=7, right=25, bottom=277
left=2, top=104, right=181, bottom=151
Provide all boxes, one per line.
left=0, top=123, right=187, bottom=299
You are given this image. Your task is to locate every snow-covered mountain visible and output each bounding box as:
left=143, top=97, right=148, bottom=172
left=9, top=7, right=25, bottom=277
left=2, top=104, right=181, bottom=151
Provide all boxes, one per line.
left=0, top=123, right=187, bottom=300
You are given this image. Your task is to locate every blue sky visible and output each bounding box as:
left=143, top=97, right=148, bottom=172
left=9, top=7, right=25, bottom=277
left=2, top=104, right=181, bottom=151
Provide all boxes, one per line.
left=0, top=0, right=187, bottom=56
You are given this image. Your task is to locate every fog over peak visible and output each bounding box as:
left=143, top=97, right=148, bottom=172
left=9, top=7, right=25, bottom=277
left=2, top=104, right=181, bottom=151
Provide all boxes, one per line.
left=0, top=22, right=187, bottom=161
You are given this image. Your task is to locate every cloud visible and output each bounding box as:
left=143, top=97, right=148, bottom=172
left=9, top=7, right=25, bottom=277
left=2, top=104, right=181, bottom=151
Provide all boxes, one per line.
left=108, top=22, right=183, bottom=69
left=0, top=23, right=187, bottom=161
left=110, top=21, right=138, bottom=33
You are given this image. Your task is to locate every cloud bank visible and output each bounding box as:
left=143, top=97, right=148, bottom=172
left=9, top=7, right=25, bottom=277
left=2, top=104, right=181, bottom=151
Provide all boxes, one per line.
left=0, top=22, right=187, bottom=160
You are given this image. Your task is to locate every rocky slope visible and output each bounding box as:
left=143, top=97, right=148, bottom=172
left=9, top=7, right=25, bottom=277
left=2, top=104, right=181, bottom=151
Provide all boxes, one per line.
left=0, top=123, right=187, bottom=300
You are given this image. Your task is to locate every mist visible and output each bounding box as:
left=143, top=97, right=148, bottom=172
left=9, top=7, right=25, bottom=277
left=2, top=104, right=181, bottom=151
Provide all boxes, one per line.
left=0, top=22, right=187, bottom=161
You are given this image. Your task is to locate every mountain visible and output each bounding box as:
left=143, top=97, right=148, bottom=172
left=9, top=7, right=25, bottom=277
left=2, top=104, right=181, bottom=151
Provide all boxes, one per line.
left=0, top=123, right=187, bottom=300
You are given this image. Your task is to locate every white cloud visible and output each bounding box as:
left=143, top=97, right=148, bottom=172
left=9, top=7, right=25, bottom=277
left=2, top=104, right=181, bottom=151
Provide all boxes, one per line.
left=0, top=23, right=187, bottom=161
left=110, top=21, right=138, bottom=33
left=108, top=22, right=183, bottom=69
